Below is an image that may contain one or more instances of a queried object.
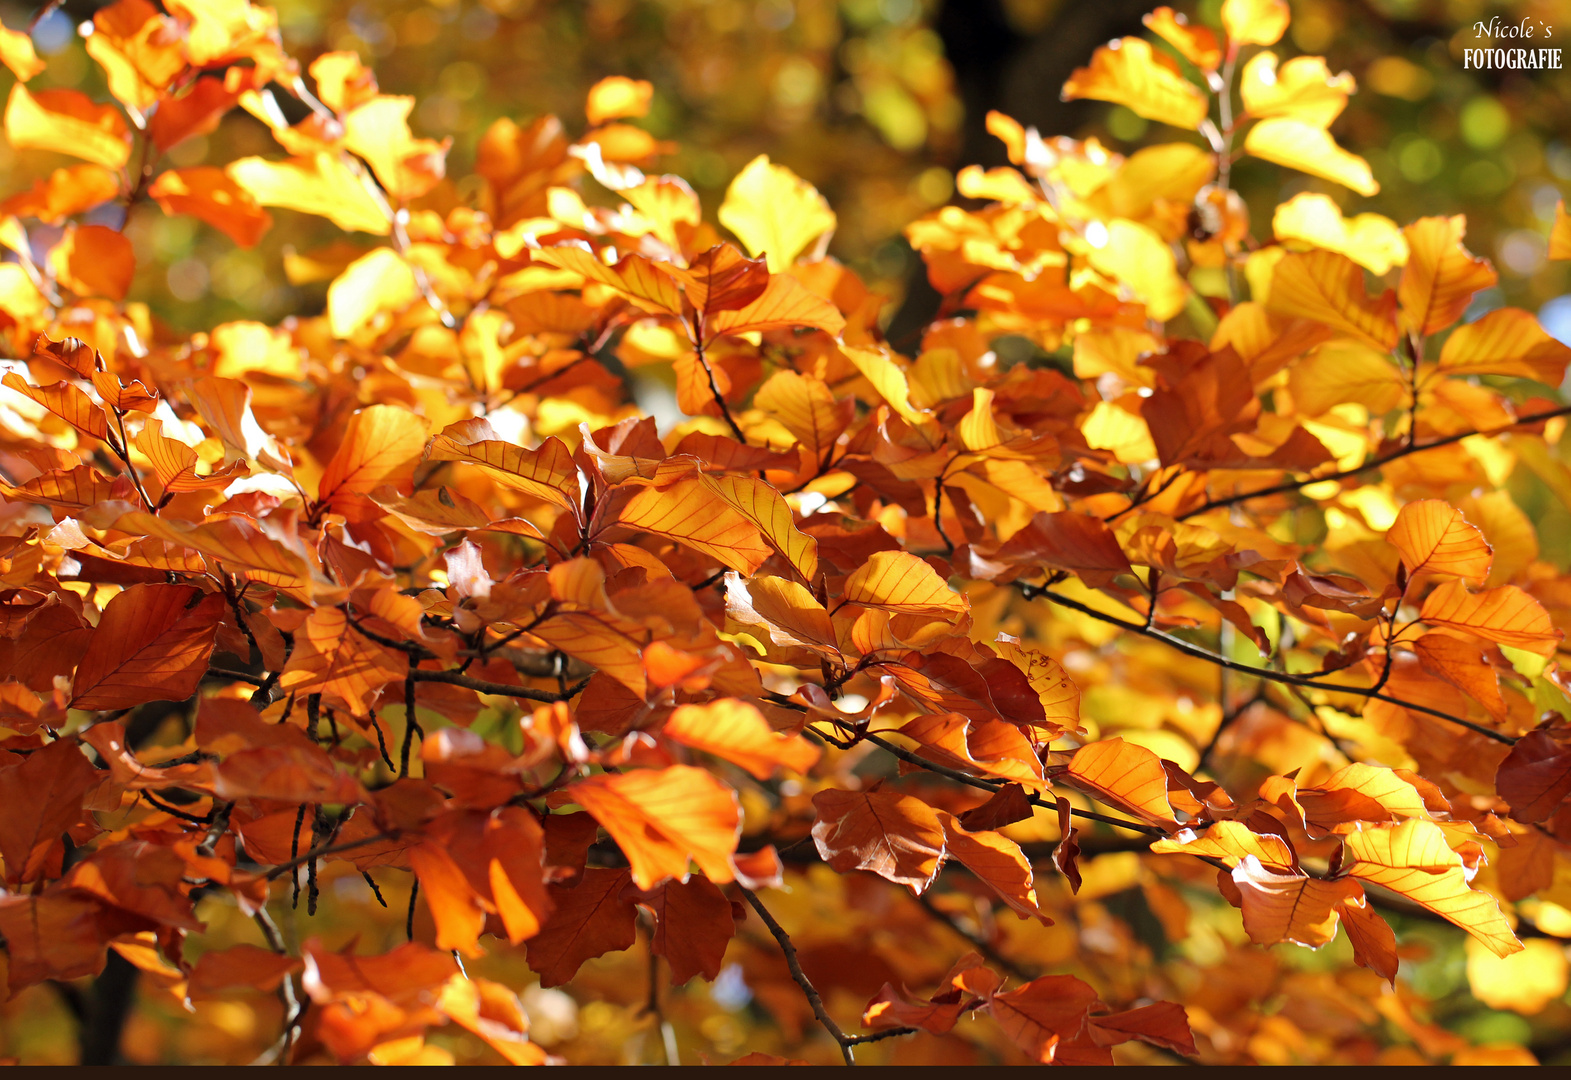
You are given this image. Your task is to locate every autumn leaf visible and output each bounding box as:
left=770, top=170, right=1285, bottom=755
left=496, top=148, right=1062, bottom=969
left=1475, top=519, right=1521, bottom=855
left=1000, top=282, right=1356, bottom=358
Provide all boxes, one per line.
left=4, top=85, right=131, bottom=169
left=1061, top=38, right=1208, bottom=130
left=1386, top=500, right=1491, bottom=585
left=229, top=152, right=391, bottom=235
left=627, top=875, right=738, bottom=984
left=842, top=550, right=966, bottom=616
left=1435, top=307, right=1571, bottom=385
left=987, top=973, right=1102, bottom=1063
left=148, top=168, right=274, bottom=248
left=1222, top=0, right=1290, bottom=45
left=662, top=699, right=819, bottom=780
left=1342, top=819, right=1521, bottom=958
left=718, top=155, right=836, bottom=272
left=1418, top=579, right=1560, bottom=657
left=1496, top=730, right=1571, bottom=825
left=70, top=584, right=224, bottom=711
left=315, top=404, right=429, bottom=521
left=427, top=421, right=581, bottom=513
left=557, top=766, right=740, bottom=889
left=525, top=868, right=638, bottom=987
left=1231, top=856, right=1362, bottom=947
left=1265, top=249, right=1397, bottom=349
left=0, top=740, right=102, bottom=883
left=1150, top=820, right=1297, bottom=872
left=1245, top=119, right=1377, bottom=196
left=936, top=811, right=1049, bottom=922
left=1063, top=737, right=1178, bottom=828
left=611, top=476, right=774, bottom=574
left=1398, top=216, right=1497, bottom=336
left=810, top=787, right=946, bottom=891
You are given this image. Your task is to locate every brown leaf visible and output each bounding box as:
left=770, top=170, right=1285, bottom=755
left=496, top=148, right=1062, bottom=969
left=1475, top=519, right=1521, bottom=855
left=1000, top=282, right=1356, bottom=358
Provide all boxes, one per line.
left=0, top=739, right=101, bottom=883
left=810, top=787, right=946, bottom=891
left=525, top=867, right=638, bottom=987
left=1497, top=729, right=1571, bottom=824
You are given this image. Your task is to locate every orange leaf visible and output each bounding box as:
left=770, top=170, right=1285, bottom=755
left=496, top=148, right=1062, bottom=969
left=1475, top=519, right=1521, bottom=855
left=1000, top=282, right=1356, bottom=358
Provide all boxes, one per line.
left=148, top=167, right=273, bottom=248
left=612, top=476, right=774, bottom=574
left=988, top=974, right=1102, bottom=1063
left=1339, top=892, right=1399, bottom=984
left=316, top=404, right=429, bottom=522
left=277, top=608, right=406, bottom=715
left=1435, top=307, right=1571, bottom=385
left=134, top=418, right=249, bottom=494
left=1418, top=579, right=1560, bottom=657
left=704, top=272, right=846, bottom=341
left=700, top=472, right=818, bottom=581
left=936, top=811, right=1050, bottom=922
left=0, top=739, right=102, bottom=883
left=525, top=867, right=638, bottom=987
left=532, top=244, right=683, bottom=316
left=1496, top=730, right=1571, bottom=824
left=1265, top=250, right=1397, bottom=350
left=895, top=712, right=1046, bottom=789
left=752, top=369, right=850, bottom=463
left=110, top=511, right=312, bottom=591
left=410, top=841, right=489, bottom=956
left=1087, top=1002, right=1197, bottom=1056
left=1, top=374, right=110, bottom=441
left=557, top=766, right=740, bottom=889
left=1061, top=38, right=1208, bottom=130
left=70, top=584, right=223, bottom=711
left=809, top=787, right=946, bottom=891
left=189, top=944, right=302, bottom=997
left=0, top=164, right=119, bottom=223
left=435, top=975, right=548, bottom=1066
left=1343, top=819, right=1521, bottom=958
left=662, top=699, right=819, bottom=780
left=1552, top=201, right=1571, bottom=261
left=1386, top=499, right=1491, bottom=585
left=843, top=550, right=966, bottom=616
left=1231, top=856, right=1362, bottom=947
left=1063, top=737, right=1178, bottom=828
left=4, top=85, right=131, bottom=169
left=1398, top=216, right=1497, bottom=336
left=1293, top=762, right=1436, bottom=833
left=991, top=511, right=1133, bottom=587
left=49, top=224, right=135, bottom=300
left=655, top=243, right=769, bottom=316
left=727, top=573, right=840, bottom=656
left=426, top=421, right=581, bottom=513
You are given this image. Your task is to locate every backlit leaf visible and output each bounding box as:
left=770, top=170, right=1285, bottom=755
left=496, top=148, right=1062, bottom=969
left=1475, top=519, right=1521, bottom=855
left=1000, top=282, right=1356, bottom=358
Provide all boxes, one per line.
left=662, top=698, right=819, bottom=780
left=810, top=787, right=946, bottom=891
left=559, top=766, right=740, bottom=889
left=1418, top=580, right=1560, bottom=657
left=1061, top=38, right=1208, bottom=130
left=718, top=155, right=836, bottom=273
left=1387, top=500, right=1491, bottom=584
left=70, top=584, right=223, bottom=711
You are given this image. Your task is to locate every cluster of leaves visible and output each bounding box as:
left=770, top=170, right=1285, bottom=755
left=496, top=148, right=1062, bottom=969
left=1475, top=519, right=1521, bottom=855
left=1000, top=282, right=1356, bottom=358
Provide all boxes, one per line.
left=1, top=0, right=1571, bottom=1066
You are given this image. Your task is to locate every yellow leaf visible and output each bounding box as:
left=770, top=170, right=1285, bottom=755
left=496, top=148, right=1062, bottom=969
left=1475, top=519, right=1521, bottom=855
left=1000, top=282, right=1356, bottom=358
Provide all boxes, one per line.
left=1085, top=218, right=1188, bottom=321
left=1221, top=0, right=1290, bottom=46
left=586, top=76, right=653, bottom=126
left=327, top=247, right=419, bottom=338
left=1272, top=193, right=1406, bottom=275
left=752, top=370, right=847, bottom=463
left=1061, top=37, right=1208, bottom=130
left=1343, top=820, right=1521, bottom=958
left=1466, top=937, right=1568, bottom=1015
left=4, top=85, right=131, bottom=169
left=532, top=244, right=683, bottom=316
left=1151, top=821, right=1297, bottom=871
left=727, top=573, right=840, bottom=655
left=1287, top=341, right=1406, bottom=417
left=343, top=95, right=448, bottom=202
left=1418, top=580, right=1560, bottom=657
left=1266, top=250, right=1397, bottom=350
left=133, top=419, right=248, bottom=494
left=1386, top=500, right=1491, bottom=585
left=1240, top=53, right=1354, bottom=127
left=718, top=155, right=836, bottom=273
left=561, top=766, right=740, bottom=889
left=1436, top=307, right=1571, bottom=385
left=1398, top=216, right=1497, bottom=336
left=842, top=344, right=926, bottom=426
left=663, top=699, right=819, bottom=780
left=0, top=26, right=45, bottom=81
left=1142, top=7, right=1221, bottom=71
left=843, top=550, right=966, bottom=616
left=228, top=152, right=391, bottom=235
left=1244, top=118, right=1377, bottom=196
left=992, top=638, right=1081, bottom=734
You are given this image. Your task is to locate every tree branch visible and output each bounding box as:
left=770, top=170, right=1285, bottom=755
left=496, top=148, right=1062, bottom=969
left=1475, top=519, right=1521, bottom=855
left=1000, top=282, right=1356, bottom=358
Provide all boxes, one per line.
left=408, top=669, right=590, bottom=702
left=1018, top=584, right=1515, bottom=746
left=738, top=886, right=917, bottom=1064
left=1178, top=402, right=1571, bottom=522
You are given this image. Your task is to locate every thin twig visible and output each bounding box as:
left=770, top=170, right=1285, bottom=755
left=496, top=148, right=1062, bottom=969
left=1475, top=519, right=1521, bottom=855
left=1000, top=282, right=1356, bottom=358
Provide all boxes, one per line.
left=408, top=669, right=590, bottom=702
left=1018, top=584, right=1515, bottom=746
